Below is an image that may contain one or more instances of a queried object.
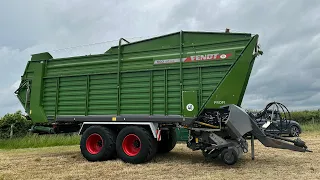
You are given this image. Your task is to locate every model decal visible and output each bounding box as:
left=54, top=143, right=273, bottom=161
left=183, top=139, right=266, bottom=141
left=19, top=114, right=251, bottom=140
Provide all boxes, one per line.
left=154, top=53, right=232, bottom=65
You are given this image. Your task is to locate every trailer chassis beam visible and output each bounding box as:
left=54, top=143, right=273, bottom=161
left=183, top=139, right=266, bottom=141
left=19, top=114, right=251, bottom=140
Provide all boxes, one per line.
left=78, top=122, right=160, bottom=140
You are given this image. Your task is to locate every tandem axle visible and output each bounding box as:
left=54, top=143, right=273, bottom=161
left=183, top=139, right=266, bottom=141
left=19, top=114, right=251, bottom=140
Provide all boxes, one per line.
left=71, top=104, right=311, bottom=165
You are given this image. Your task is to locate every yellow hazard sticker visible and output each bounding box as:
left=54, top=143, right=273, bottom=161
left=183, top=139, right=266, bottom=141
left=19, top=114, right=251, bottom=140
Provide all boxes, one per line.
left=112, top=117, right=116, bottom=121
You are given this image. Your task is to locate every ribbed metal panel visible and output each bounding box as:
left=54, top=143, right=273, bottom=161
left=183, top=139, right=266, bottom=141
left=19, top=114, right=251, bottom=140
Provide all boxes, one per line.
left=57, top=76, right=86, bottom=115
left=42, top=78, right=56, bottom=116
left=38, top=32, right=251, bottom=118
left=120, top=71, right=150, bottom=114
left=88, top=74, right=117, bottom=115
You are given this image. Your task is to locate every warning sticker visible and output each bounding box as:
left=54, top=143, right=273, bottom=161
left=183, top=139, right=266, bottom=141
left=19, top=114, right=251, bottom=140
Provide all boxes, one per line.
left=154, top=53, right=232, bottom=65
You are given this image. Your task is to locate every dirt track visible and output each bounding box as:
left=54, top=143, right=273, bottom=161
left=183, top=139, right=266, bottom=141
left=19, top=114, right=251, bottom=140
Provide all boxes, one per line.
left=0, top=132, right=319, bottom=180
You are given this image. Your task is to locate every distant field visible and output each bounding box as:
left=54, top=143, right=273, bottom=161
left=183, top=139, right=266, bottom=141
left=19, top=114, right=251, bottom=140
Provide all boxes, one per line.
left=0, top=132, right=319, bottom=180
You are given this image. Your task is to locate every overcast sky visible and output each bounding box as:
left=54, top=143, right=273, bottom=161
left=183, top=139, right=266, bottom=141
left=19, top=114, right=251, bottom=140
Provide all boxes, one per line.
left=0, top=0, right=320, bottom=117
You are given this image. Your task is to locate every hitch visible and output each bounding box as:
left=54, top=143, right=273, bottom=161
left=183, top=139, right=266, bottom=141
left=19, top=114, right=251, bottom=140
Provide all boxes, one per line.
left=264, top=132, right=312, bottom=152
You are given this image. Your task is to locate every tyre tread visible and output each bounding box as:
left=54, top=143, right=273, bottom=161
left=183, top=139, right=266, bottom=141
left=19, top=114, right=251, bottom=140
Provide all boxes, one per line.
left=116, top=126, right=157, bottom=164
left=80, top=125, right=117, bottom=162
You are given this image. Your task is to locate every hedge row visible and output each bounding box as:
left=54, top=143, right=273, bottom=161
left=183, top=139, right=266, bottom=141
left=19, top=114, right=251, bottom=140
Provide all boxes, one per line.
left=289, top=110, right=320, bottom=124
left=0, top=111, right=33, bottom=139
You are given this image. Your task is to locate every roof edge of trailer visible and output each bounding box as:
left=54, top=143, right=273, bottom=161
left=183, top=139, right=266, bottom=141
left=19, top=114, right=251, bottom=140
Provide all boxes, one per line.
left=29, top=30, right=253, bottom=62
left=106, top=30, right=253, bottom=50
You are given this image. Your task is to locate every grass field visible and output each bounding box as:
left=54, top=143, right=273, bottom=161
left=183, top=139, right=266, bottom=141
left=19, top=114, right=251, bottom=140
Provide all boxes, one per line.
left=0, top=132, right=319, bottom=180
left=301, top=123, right=320, bottom=132
left=0, top=134, right=80, bottom=149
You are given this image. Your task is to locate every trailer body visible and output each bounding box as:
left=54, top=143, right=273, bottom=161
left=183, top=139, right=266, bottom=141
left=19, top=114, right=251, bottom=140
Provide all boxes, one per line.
left=16, top=31, right=257, bottom=124
left=15, top=30, right=311, bottom=165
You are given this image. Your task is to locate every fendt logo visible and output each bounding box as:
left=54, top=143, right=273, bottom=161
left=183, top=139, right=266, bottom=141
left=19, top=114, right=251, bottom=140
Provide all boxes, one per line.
left=154, top=53, right=232, bottom=65
left=185, top=53, right=231, bottom=62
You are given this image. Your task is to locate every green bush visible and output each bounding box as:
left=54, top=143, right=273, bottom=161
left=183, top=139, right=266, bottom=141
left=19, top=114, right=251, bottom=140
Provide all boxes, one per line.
left=289, top=110, right=320, bottom=124
left=0, top=111, right=33, bottom=139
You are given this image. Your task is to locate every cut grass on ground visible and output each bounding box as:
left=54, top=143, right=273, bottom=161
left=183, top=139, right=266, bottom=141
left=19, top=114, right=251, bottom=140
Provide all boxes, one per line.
left=0, top=134, right=80, bottom=149
left=0, top=132, right=319, bottom=180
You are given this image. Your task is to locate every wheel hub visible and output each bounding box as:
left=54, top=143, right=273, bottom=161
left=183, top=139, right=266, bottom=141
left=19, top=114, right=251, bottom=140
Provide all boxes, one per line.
left=224, top=151, right=234, bottom=163
left=122, top=134, right=142, bottom=156
left=86, top=133, right=104, bottom=155
left=221, top=148, right=238, bottom=165
left=291, top=126, right=299, bottom=136
left=133, top=140, right=140, bottom=148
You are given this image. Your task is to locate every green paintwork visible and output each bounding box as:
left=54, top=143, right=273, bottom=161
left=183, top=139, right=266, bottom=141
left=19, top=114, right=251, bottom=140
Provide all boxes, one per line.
left=31, top=52, right=53, bottom=61
left=30, top=125, right=54, bottom=133
left=29, top=62, right=47, bottom=123
left=199, top=35, right=260, bottom=112
left=182, top=91, right=198, bottom=117
left=16, top=61, right=47, bottom=123
left=176, top=128, right=189, bottom=141
left=15, top=31, right=261, bottom=129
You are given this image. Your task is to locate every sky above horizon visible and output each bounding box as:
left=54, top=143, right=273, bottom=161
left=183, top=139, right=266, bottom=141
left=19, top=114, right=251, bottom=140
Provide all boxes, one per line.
left=1, top=0, right=320, bottom=116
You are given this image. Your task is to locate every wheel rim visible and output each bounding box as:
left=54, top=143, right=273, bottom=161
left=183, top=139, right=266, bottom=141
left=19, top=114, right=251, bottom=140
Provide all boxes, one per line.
left=223, top=151, right=235, bottom=164
left=86, top=133, right=103, bottom=155
left=122, top=134, right=141, bottom=156
left=291, top=126, right=299, bottom=136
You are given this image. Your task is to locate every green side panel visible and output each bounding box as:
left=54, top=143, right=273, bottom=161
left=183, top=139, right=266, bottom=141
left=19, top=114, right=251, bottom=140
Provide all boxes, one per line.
left=120, top=71, right=151, bottom=114
left=15, top=81, right=29, bottom=109
left=16, top=31, right=261, bottom=124
left=15, top=62, right=33, bottom=112
left=17, top=88, right=27, bottom=106
left=27, top=62, right=47, bottom=123
left=105, top=31, right=251, bottom=54
left=201, top=35, right=259, bottom=111
left=182, top=91, right=198, bottom=117
left=88, top=74, right=117, bottom=115
left=58, top=76, right=87, bottom=115
left=167, top=69, right=180, bottom=115
left=42, top=78, right=57, bottom=117
left=45, top=54, right=118, bottom=77
left=152, top=70, right=165, bottom=115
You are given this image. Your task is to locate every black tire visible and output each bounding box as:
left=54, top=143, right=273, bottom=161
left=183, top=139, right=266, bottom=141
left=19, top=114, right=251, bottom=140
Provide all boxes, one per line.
left=220, top=148, right=238, bottom=165
left=116, top=126, right=157, bottom=164
left=289, top=125, right=300, bottom=137
left=80, top=126, right=116, bottom=162
left=157, top=128, right=177, bottom=153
